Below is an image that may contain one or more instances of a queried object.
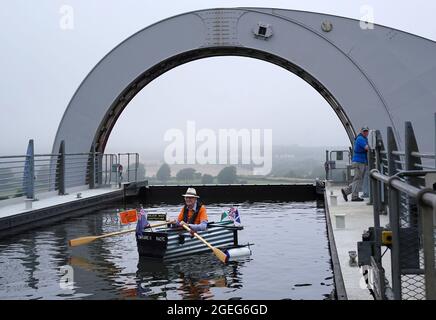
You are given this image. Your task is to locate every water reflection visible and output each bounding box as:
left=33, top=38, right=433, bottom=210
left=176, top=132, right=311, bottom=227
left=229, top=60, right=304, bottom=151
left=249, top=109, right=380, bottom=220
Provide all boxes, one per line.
left=135, top=255, right=247, bottom=300
left=0, top=201, right=334, bottom=299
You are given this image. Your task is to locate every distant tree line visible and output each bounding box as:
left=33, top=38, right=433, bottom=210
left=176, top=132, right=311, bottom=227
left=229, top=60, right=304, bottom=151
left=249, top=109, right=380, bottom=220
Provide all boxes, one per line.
left=153, top=164, right=238, bottom=184
left=146, top=155, right=326, bottom=185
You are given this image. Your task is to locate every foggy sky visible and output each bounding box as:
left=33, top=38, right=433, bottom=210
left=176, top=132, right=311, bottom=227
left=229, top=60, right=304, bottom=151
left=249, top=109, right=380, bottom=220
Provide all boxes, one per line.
left=1, top=0, right=436, bottom=156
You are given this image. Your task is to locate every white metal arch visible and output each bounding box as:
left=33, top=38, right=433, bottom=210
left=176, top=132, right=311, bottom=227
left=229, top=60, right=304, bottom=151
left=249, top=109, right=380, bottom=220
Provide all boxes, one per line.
left=53, top=8, right=436, bottom=180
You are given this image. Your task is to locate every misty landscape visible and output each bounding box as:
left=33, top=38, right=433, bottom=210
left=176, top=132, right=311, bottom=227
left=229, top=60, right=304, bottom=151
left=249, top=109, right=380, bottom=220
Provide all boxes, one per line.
left=2, top=0, right=436, bottom=305
left=130, top=144, right=349, bottom=185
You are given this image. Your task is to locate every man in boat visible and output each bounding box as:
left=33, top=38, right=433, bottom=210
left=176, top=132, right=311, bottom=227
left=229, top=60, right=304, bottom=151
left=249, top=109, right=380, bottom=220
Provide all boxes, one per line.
left=172, top=187, right=208, bottom=233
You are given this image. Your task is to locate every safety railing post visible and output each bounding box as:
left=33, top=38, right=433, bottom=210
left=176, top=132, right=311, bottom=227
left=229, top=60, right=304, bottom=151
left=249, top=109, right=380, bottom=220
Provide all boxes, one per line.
left=388, top=181, right=402, bottom=299
left=117, top=153, right=121, bottom=187
left=103, top=154, right=108, bottom=185
left=97, top=153, right=103, bottom=186
left=88, top=146, right=95, bottom=189
left=57, top=140, right=65, bottom=195
left=420, top=203, right=436, bottom=300
left=368, top=148, right=375, bottom=204
left=405, top=122, right=422, bottom=182
left=387, top=127, right=401, bottom=176
left=371, top=172, right=382, bottom=264
left=135, top=153, right=139, bottom=182
left=110, top=154, right=115, bottom=185
left=376, top=130, right=388, bottom=213
left=24, top=139, right=35, bottom=199
left=405, top=122, right=421, bottom=231
left=127, top=154, right=130, bottom=182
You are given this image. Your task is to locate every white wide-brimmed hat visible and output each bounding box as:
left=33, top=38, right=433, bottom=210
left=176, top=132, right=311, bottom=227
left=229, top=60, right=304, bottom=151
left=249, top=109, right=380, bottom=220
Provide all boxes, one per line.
left=182, top=187, right=199, bottom=198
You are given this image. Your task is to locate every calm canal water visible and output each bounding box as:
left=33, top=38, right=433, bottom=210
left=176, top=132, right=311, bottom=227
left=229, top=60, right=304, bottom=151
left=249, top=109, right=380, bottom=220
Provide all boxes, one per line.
left=0, top=201, right=334, bottom=300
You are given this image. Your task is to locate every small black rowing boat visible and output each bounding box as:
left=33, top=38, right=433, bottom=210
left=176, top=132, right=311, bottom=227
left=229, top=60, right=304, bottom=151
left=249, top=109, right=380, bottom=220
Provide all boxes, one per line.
left=136, top=221, right=246, bottom=260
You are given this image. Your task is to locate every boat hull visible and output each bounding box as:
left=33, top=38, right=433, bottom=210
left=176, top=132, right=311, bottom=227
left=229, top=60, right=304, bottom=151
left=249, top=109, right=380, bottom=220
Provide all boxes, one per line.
left=136, top=221, right=240, bottom=260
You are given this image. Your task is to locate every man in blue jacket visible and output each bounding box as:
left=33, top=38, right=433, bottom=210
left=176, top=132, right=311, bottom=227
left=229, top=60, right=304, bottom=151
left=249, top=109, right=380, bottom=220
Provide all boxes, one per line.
left=341, top=127, right=370, bottom=202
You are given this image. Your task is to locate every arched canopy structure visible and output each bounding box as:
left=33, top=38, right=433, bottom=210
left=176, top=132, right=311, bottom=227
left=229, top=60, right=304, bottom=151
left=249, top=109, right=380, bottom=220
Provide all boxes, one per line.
left=53, top=7, right=436, bottom=159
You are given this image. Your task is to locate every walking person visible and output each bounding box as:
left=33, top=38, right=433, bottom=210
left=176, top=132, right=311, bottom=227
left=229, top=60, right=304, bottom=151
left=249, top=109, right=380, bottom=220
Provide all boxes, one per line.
left=341, top=127, right=370, bottom=202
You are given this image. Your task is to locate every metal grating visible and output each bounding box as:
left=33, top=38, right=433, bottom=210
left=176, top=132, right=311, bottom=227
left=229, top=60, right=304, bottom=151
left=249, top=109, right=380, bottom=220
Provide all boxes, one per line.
left=401, top=274, right=425, bottom=300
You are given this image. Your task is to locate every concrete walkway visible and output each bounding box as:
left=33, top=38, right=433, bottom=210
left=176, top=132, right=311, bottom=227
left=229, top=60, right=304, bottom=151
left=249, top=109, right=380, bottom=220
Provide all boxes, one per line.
left=0, top=185, right=127, bottom=238
left=326, top=183, right=391, bottom=300
left=0, top=186, right=122, bottom=219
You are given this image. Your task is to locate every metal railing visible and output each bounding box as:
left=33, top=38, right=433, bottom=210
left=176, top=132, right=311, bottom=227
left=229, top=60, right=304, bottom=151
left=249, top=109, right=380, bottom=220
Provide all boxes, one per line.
left=361, top=113, right=436, bottom=300
left=324, top=149, right=352, bottom=183
left=0, top=139, right=139, bottom=201
left=370, top=169, right=436, bottom=300
left=0, top=155, right=29, bottom=199
left=117, top=153, right=139, bottom=185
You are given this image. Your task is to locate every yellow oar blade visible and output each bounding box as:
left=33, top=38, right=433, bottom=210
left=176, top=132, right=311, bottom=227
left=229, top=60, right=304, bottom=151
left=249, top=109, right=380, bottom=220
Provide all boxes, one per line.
left=212, top=247, right=228, bottom=263
left=69, top=236, right=98, bottom=247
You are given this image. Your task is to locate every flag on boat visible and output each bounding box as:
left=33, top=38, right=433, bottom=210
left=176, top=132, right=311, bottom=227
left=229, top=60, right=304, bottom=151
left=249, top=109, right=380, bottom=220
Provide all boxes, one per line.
left=229, top=207, right=241, bottom=225
left=119, top=209, right=138, bottom=225
left=220, top=207, right=241, bottom=225
left=220, top=210, right=228, bottom=221
left=136, top=208, right=150, bottom=237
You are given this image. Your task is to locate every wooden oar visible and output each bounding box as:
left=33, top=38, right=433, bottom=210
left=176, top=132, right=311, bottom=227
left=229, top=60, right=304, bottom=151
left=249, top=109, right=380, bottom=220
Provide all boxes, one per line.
left=69, top=221, right=171, bottom=247
left=180, top=221, right=228, bottom=263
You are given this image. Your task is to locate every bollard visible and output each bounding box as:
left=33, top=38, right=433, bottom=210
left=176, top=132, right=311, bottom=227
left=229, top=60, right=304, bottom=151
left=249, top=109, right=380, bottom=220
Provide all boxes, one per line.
left=348, top=250, right=357, bottom=266
left=24, top=198, right=33, bottom=210
left=334, top=213, right=346, bottom=229
left=330, top=195, right=338, bottom=206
